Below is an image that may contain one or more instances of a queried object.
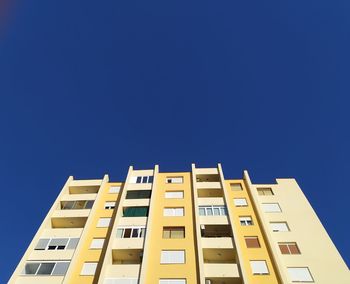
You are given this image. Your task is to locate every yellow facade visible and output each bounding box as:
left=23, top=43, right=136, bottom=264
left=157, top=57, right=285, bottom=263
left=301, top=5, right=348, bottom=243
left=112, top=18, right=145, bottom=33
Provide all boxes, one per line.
left=9, top=164, right=350, bottom=284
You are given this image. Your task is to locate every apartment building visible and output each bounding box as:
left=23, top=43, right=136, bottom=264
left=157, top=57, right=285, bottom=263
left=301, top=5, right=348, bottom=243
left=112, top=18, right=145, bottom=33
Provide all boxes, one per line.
left=9, top=164, right=349, bottom=284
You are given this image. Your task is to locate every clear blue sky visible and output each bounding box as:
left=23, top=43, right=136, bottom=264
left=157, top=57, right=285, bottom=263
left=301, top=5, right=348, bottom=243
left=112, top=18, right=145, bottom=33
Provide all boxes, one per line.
left=1, top=0, right=349, bottom=281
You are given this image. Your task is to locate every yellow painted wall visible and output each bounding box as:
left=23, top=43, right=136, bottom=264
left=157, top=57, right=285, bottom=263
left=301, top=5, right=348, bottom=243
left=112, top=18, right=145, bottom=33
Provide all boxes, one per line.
left=66, top=182, right=121, bottom=284
left=144, top=172, right=199, bottom=283
left=225, top=179, right=281, bottom=284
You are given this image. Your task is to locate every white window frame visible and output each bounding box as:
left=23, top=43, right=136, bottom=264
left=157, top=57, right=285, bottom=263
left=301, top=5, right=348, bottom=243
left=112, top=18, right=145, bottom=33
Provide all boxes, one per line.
left=287, top=267, right=314, bottom=282
left=22, top=261, right=70, bottom=276
left=97, top=218, right=111, bottom=228
left=262, top=203, right=282, bottom=212
left=239, top=216, right=253, bottom=226
left=198, top=205, right=227, bottom=216
left=130, top=176, right=154, bottom=184
left=81, top=262, right=98, bottom=275
left=250, top=260, right=269, bottom=275
left=234, top=198, right=248, bottom=207
left=163, top=207, right=184, bottom=217
left=116, top=226, right=146, bottom=238
left=160, top=250, right=185, bottom=264
left=34, top=237, right=79, bottom=251
left=166, top=177, right=184, bottom=184
left=90, top=238, right=105, bottom=249
left=165, top=191, right=184, bottom=199
left=109, top=186, right=121, bottom=193
left=270, top=222, right=290, bottom=232
left=159, top=279, right=187, bottom=284
left=104, top=201, right=116, bottom=210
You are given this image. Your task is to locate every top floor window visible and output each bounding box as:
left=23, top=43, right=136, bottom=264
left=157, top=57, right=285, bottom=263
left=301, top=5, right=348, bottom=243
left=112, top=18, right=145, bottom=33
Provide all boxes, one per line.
left=130, top=176, right=154, bottom=184
left=61, top=200, right=94, bottom=210
left=257, top=188, right=274, bottom=196
left=230, top=183, right=243, bottom=191
left=166, top=177, right=183, bottom=184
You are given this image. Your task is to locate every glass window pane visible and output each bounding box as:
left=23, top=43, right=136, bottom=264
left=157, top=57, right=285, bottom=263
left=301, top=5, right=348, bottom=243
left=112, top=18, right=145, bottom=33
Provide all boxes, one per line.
left=37, top=263, right=55, bottom=275
left=116, top=229, right=124, bottom=238
left=163, top=228, right=171, bottom=238
left=132, top=228, right=139, bottom=238
left=199, top=208, right=205, bottom=216
left=35, top=239, right=50, bottom=250
left=207, top=208, right=213, bottom=216
left=23, top=263, right=40, bottom=275
left=52, top=262, right=70, bottom=275
left=140, top=228, right=146, bottom=237
left=124, top=228, right=132, bottom=238
left=148, top=176, right=153, bottom=183
left=136, top=177, right=142, bottom=183
left=61, top=201, right=74, bottom=209
left=171, top=228, right=185, bottom=239
left=213, top=208, right=220, bottom=216
left=66, top=238, right=79, bottom=250
left=74, top=201, right=86, bottom=209
left=85, top=200, right=94, bottom=209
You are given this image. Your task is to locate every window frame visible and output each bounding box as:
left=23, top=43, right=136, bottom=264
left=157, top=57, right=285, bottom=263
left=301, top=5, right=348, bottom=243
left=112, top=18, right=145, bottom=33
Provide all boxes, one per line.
left=262, top=203, right=282, bottom=213
left=234, top=198, right=248, bottom=207
left=198, top=205, right=227, bottom=216
left=116, top=226, right=146, bottom=238
left=166, top=177, right=184, bottom=184
left=250, top=260, right=269, bottom=275
left=22, top=261, right=70, bottom=276
left=278, top=242, right=300, bottom=254
left=270, top=222, right=290, bottom=232
left=163, top=207, right=185, bottom=217
left=97, top=217, right=111, bottom=228
left=239, top=216, right=253, bottom=226
left=160, top=250, right=186, bottom=264
left=287, top=267, right=314, bottom=282
left=162, top=227, right=185, bottom=239
left=80, top=262, right=98, bottom=276
left=244, top=236, right=261, bottom=248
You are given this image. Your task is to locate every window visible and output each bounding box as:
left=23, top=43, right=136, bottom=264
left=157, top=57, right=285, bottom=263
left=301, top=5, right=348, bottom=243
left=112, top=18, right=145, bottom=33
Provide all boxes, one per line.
left=230, top=183, right=243, bottom=191
left=163, top=207, right=184, bottom=217
left=116, top=226, right=146, bottom=238
left=130, top=176, right=153, bottom=184
left=35, top=238, right=79, bottom=251
left=250, top=260, right=269, bottom=275
left=126, top=190, right=151, bottom=199
left=262, top=203, right=281, bottom=212
left=198, top=205, right=227, bottom=216
left=234, top=198, right=248, bottom=207
left=166, top=177, right=184, bottom=184
left=163, top=227, right=185, bottom=239
left=123, top=206, right=149, bottom=217
left=287, top=267, right=314, bottom=282
left=97, top=218, right=111, bottom=227
left=270, top=222, right=289, bottom=232
left=109, top=186, right=120, bottom=193
left=245, top=236, right=261, bottom=248
left=160, top=250, right=185, bottom=264
left=90, top=238, right=105, bottom=249
left=278, top=242, right=300, bottom=254
left=81, top=262, right=98, bottom=276
left=105, top=201, right=116, bottom=210
left=165, top=191, right=184, bottom=199
left=22, top=261, right=70, bottom=276
left=257, top=188, right=274, bottom=196
left=159, top=280, right=186, bottom=284
left=239, top=216, right=253, bottom=226
left=61, top=200, right=94, bottom=210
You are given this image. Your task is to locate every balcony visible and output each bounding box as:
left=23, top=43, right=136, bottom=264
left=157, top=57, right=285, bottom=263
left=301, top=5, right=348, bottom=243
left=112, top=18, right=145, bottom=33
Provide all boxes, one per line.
left=112, top=249, right=143, bottom=265
left=112, top=238, right=144, bottom=250
left=203, top=248, right=239, bottom=279
left=199, top=216, right=229, bottom=225
left=195, top=168, right=219, bottom=175
left=51, top=217, right=87, bottom=228
left=106, top=264, right=141, bottom=278
left=69, top=185, right=99, bottom=194
left=201, top=225, right=234, bottom=249
left=52, top=209, right=90, bottom=219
